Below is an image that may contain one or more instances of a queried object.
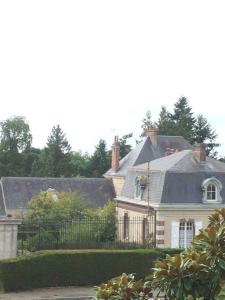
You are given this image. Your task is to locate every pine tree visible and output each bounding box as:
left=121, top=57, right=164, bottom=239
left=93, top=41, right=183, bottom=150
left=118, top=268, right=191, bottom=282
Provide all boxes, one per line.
left=90, top=139, right=110, bottom=177
left=157, top=106, right=176, bottom=136
left=140, top=110, right=154, bottom=137
left=172, top=96, right=196, bottom=142
left=33, top=125, right=73, bottom=177
left=193, top=114, right=219, bottom=157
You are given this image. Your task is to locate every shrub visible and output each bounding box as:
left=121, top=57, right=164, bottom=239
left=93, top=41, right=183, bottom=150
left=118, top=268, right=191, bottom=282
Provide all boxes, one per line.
left=0, top=249, right=166, bottom=292
left=152, top=208, right=225, bottom=300
left=94, top=273, right=153, bottom=300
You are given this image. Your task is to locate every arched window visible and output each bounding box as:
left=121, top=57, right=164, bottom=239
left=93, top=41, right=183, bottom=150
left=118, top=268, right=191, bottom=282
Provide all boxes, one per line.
left=201, top=178, right=222, bottom=203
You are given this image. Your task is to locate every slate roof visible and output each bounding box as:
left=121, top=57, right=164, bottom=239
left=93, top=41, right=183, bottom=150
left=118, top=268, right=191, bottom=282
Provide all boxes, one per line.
left=105, top=135, right=191, bottom=177
left=121, top=150, right=225, bottom=205
left=0, top=177, right=115, bottom=215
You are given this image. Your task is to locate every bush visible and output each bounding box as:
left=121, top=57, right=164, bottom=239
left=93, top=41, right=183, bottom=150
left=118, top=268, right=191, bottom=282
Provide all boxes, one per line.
left=94, top=273, right=153, bottom=300
left=0, top=249, right=168, bottom=292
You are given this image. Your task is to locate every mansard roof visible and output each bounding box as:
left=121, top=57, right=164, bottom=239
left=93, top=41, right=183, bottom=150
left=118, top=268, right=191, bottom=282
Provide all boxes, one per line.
left=0, top=177, right=115, bottom=215
left=105, top=135, right=191, bottom=177
left=121, top=150, right=225, bottom=205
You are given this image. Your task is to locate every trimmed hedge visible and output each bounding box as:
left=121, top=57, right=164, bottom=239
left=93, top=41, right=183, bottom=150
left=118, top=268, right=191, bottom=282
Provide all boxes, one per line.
left=0, top=248, right=180, bottom=292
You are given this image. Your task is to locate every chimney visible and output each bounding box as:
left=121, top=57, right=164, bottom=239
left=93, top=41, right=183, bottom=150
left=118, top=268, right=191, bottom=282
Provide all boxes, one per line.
left=194, top=143, right=206, bottom=162
left=147, top=126, right=158, bottom=145
left=111, top=136, right=120, bottom=172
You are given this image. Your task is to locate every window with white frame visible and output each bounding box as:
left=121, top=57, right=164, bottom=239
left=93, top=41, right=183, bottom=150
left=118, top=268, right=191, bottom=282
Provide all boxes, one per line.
left=201, top=177, right=222, bottom=203
left=179, top=220, right=194, bottom=248
left=171, top=220, right=203, bottom=248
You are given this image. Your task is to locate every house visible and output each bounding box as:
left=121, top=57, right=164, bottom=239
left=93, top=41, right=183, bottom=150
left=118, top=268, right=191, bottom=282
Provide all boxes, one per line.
left=105, top=127, right=225, bottom=248
left=0, top=177, right=115, bottom=216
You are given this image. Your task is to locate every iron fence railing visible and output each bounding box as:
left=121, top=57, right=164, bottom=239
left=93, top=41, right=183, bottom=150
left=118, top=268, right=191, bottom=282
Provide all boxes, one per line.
left=18, top=216, right=155, bottom=254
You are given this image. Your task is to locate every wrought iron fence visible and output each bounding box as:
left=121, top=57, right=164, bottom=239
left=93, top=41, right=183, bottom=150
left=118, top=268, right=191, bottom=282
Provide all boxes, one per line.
left=18, top=216, right=155, bottom=254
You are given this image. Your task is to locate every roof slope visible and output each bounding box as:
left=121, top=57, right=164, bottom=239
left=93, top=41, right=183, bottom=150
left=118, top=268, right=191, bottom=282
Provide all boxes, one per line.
left=105, top=135, right=191, bottom=177
left=121, top=150, right=225, bottom=205
left=1, top=177, right=115, bottom=212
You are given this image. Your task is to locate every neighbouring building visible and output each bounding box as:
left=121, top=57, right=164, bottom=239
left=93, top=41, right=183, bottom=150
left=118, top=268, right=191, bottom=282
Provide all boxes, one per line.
left=0, top=177, right=115, bottom=216
left=105, top=127, right=225, bottom=248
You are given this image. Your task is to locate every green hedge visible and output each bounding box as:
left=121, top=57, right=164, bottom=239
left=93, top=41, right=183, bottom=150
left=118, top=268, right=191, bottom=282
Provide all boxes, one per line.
left=0, top=248, right=181, bottom=292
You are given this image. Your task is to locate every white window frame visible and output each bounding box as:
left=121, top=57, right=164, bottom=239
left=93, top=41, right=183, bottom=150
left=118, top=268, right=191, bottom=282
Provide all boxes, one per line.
left=201, top=177, right=222, bottom=204
left=179, top=220, right=194, bottom=249
left=171, top=220, right=202, bottom=249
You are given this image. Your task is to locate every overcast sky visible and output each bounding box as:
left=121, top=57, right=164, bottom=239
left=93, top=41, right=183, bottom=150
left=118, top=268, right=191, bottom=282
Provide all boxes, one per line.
left=1, top=1, right=225, bottom=156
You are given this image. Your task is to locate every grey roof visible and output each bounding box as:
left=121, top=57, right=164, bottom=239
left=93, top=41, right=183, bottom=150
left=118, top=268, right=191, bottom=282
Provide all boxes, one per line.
left=121, top=150, right=225, bottom=205
left=0, top=177, right=115, bottom=214
left=105, top=135, right=191, bottom=177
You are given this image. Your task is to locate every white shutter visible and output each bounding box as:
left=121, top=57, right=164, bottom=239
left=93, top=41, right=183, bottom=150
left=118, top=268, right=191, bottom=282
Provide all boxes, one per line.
left=171, top=221, right=179, bottom=248
left=195, top=221, right=203, bottom=236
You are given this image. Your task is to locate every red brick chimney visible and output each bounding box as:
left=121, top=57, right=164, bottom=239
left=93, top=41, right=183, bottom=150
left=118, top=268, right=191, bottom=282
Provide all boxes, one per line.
left=147, top=126, right=158, bottom=145
left=194, top=143, right=206, bottom=162
left=111, top=136, right=120, bottom=172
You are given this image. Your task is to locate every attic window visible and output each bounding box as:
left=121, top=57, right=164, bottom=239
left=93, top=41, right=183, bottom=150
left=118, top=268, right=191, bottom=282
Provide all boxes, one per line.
left=201, top=178, right=222, bottom=204
left=135, top=176, right=147, bottom=200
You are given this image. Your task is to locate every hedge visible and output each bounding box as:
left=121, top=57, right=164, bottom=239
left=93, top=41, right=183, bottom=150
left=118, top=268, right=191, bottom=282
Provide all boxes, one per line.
left=0, top=248, right=181, bottom=292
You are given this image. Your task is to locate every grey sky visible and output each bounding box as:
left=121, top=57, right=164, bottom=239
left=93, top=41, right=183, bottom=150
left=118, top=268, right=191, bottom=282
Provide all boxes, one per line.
left=0, top=1, right=225, bottom=156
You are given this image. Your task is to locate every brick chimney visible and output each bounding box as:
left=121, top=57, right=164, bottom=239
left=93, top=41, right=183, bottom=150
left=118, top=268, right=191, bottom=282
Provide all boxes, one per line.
left=147, top=126, right=158, bottom=145
left=194, top=143, right=206, bottom=162
left=111, top=136, right=120, bottom=172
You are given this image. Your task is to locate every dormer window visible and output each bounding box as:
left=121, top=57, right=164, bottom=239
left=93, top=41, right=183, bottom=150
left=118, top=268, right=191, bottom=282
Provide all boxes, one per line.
left=202, top=178, right=222, bottom=204
left=135, top=176, right=147, bottom=200
left=207, top=184, right=216, bottom=200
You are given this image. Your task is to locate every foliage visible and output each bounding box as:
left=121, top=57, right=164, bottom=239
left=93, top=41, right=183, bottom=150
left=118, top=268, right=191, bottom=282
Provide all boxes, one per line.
left=25, top=191, right=89, bottom=221
left=70, top=150, right=92, bottom=177
left=0, top=116, right=35, bottom=176
left=193, top=114, right=219, bottom=157
left=0, top=249, right=166, bottom=292
left=32, top=125, right=74, bottom=177
left=90, top=139, right=111, bottom=177
left=119, top=133, right=133, bottom=159
left=94, top=273, right=153, bottom=300
left=140, top=110, right=154, bottom=137
left=0, top=116, right=32, bottom=152
left=157, top=106, right=176, bottom=136
left=152, top=208, right=225, bottom=300
left=142, top=96, right=219, bottom=157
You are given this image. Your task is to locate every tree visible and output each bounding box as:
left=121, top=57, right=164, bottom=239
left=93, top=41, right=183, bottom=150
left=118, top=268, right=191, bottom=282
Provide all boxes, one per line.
left=90, top=139, right=110, bottom=177
left=172, top=96, right=196, bottom=142
left=193, top=114, right=219, bottom=157
left=33, top=125, right=73, bottom=177
left=26, top=191, right=89, bottom=221
left=140, top=110, right=154, bottom=137
left=119, top=133, right=133, bottom=159
left=0, top=116, right=33, bottom=176
left=157, top=106, right=176, bottom=136
left=70, top=151, right=92, bottom=177
left=0, top=116, right=32, bottom=152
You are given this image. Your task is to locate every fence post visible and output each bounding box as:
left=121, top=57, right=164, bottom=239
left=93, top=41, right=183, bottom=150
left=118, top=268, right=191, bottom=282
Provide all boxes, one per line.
left=0, top=217, right=21, bottom=259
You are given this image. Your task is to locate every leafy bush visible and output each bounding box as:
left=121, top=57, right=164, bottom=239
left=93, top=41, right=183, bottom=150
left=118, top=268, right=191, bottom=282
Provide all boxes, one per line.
left=0, top=249, right=165, bottom=292
left=152, top=208, right=225, bottom=300
left=94, top=273, right=153, bottom=300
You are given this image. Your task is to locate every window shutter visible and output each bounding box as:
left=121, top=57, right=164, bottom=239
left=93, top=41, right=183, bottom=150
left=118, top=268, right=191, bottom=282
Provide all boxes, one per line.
left=195, top=221, right=203, bottom=236
left=171, top=221, right=179, bottom=248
